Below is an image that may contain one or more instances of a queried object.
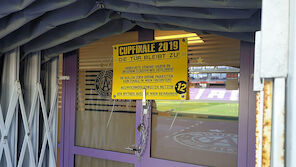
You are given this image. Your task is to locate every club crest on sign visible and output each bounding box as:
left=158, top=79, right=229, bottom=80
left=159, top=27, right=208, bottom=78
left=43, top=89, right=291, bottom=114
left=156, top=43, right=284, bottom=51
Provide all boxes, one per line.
left=95, top=70, right=112, bottom=96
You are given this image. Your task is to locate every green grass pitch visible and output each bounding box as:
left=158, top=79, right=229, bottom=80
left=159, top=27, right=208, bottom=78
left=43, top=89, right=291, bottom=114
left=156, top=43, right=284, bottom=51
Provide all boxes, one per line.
left=155, top=100, right=239, bottom=118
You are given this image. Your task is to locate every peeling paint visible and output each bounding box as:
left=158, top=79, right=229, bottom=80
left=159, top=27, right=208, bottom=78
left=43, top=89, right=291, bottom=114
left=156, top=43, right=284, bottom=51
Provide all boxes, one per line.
left=255, top=79, right=286, bottom=167
left=255, top=92, right=262, bottom=167
left=262, top=80, right=273, bottom=167
left=281, top=108, right=286, bottom=165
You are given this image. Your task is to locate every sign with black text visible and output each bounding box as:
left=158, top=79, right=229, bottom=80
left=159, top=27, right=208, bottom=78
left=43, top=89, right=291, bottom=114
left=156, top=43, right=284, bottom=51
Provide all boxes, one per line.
left=112, top=38, right=188, bottom=100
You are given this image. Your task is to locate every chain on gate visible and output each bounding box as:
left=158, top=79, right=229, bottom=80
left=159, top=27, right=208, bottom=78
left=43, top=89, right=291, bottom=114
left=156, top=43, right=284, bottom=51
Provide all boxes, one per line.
left=135, top=100, right=151, bottom=159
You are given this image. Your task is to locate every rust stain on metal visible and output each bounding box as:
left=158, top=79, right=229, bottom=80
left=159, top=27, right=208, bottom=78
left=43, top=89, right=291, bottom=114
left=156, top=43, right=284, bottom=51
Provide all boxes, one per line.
left=262, top=80, right=273, bottom=167
left=280, top=107, right=286, bottom=164
left=255, top=92, right=261, bottom=167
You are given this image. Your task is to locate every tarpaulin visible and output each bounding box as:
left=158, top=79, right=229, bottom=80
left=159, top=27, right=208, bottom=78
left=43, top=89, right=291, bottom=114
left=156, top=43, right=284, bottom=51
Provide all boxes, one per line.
left=0, top=0, right=261, bottom=59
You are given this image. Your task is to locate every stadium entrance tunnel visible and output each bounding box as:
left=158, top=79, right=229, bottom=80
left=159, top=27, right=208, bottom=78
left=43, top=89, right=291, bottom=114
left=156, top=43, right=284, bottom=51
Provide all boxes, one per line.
left=0, top=1, right=261, bottom=166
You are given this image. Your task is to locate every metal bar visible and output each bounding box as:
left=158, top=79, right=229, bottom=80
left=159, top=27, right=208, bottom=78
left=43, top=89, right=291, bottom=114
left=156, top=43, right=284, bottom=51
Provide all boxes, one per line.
left=141, top=100, right=151, bottom=166
left=18, top=85, right=36, bottom=167
left=37, top=130, right=48, bottom=167
left=135, top=100, right=142, bottom=167
left=67, top=52, right=78, bottom=167
left=73, top=146, right=138, bottom=164
left=21, top=52, right=41, bottom=167
left=2, top=141, right=13, bottom=167
left=271, top=78, right=285, bottom=167
left=48, top=87, right=58, bottom=124
left=0, top=48, right=20, bottom=167
left=45, top=58, right=59, bottom=167
left=4, top=84, right=19, bottom=132
left=28, top=87, right=39, bottom=161
left=253, top=31, right=263, bottom=92
left=255, top=88, right=265, bottom=167
left=13, top=48, right=19, bottom=167
left=62, top=51, right=78, bottom=167
left=237, top=41, right=252, bottom=167
left=0, top=104, right=6, bottom=137
left=137, top=28, right=153, bottom=167
left=60, top=56, right=67, bottom=167
left=0, top=105, right=5, bottom=162
left=0, top=143, right=3, bottom=165
left=262, top=80, right=273, bottom=167
left=17, top=137, right=29, bottom=167
left=17, top=87, right=39, bottom=167
left=37, top=83, right=57, bottom=165
left=247, top=43, right=257, bottom=167
left=287, top=0, right=296, bottom=166
left=0, top=102, right=14, bottom=167
left=62, top=55, right=70, bottom=167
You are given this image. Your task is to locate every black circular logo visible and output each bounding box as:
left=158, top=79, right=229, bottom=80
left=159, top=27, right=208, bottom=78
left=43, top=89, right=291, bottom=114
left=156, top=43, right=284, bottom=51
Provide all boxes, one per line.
left=95, top=70, right=112, bottom=96
left=175, top=81, right=187, bottom=94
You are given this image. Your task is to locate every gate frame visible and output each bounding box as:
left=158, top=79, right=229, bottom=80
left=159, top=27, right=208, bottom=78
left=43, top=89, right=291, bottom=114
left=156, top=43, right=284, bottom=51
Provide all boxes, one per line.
left=59, top=29, right=256, bottom=167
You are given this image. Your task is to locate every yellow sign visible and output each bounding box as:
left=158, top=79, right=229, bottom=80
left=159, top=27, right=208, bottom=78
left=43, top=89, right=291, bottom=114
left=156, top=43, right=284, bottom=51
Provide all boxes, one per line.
left=112, top=38, right=188, bottom=100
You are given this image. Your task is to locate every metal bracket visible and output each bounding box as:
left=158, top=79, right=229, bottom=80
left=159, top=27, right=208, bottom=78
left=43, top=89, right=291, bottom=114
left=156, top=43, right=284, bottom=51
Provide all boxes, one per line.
left=142, top=89, right=148, bottom=115
left=125, top=146, right=140, bottom=153
left=58, top=76, right=70, bottom=81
